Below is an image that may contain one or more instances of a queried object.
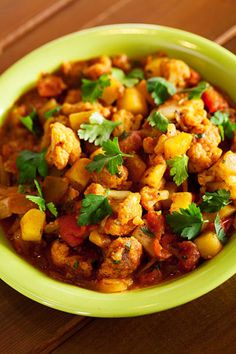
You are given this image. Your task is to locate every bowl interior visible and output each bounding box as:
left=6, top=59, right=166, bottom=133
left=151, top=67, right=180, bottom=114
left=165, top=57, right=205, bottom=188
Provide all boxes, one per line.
left=1, top=24, right=236, bottom=317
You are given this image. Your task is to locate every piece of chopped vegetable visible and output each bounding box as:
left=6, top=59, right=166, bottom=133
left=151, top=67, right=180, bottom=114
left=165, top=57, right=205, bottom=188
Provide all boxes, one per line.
left=44, top=105, right=61, bottom=119
left=194, top=230, right=223, bottom=259
left=86, top=137, right=131, bottom=175
left=211, top=110, right=236, bottom=140
left=147, top=77, right=176, bottom=105
left=20, top=208, right=46, bottom=242
left=78, top=193, right=113, bottom=226
left=166, top=203, right=204, bottom=240
left=16, top=150, right=48, bottom=184
left=81, top=74, right=110, bottom=102
left=214, top=214, right=227, bottom=244
left=147, top=111, right=168, bottom=133
left=167, top=154, right=189, bottom=186
left=199, top=189, right=230, bottom=212
left=184, top=81, right=208, bottom=99
left=111, top=67, right=144, bottom=88
left=78, top=111, right=120, bottom=146
left=58, top=215, right=89, bottom=246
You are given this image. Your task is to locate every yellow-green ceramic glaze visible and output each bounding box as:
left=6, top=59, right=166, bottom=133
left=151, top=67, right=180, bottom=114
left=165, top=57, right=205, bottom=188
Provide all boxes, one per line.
left=1, top=24, right=236, bottom=317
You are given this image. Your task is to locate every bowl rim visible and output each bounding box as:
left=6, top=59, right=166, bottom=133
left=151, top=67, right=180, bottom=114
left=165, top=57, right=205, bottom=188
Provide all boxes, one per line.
left=1, top=23, right=236, bottom=317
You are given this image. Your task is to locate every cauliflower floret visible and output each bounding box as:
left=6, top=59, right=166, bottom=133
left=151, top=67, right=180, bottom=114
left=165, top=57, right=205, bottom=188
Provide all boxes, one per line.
left=37, top=75, right=66, bottom=97
left=145, top=57, right=191, bottom=88
left=117, top=193, right=143, bottom=225
left=51, top=240, right=92, bottom=277
left=91, top=165, right=128, bottom=189
left=198, top=151, right=236, bottom=199
left=46, top=122, right=81, bottom=170
left=112, top=110, right=143, bottom=136
left=177, top=99, right=207, bottom=131
left=112, top=54, right=131, bottom=72
left=98, top=237, right=142, bottom=279
left=84, top=183, right=106, bottom=195
left=61, top=101, right=111, bottom=118
left=140, top=186, right=169, bottom=211
left=103, top=217, right=137, bottom=236
left=188, top=122, right=222, bottom=173
left=83, top=56, right=112, bottom=80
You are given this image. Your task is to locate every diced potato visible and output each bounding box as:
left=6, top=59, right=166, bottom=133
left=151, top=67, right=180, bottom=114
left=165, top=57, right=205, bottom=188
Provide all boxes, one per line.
left=170, top=192, right=192, bottom=213
left=141, top=164, right=166, bottom=188
left=117, top=87, right=148, bottom=116
left=101, top=76, right=124, bottom=104
left=161, top=182, right=178, bottom=209
left=97, top=278, right=133, bottom=293
left=164, top=132, right=192, bottom=159
left=20, top=209, right=46, bottom=242
left=219, top=204, right=236, bottom=219
left=43, top=176, right=69, bottom=204
left=65, top=158, right=91, bottom=188
left=125, top=154, right=146, bottom=182
left=154, top=134, right=168, bottom=155
left=145, top=57, right=162, bottom=77
left=136, top=80, right=154, bottom=105
left=194, top=231, right=223, bottom=259
left=132, top=224, right=155, bottom=257
left=90, top=147, right=104, bottom=160
left=69, top=110, right=94, bottom=131
left=89, top=230, right=110, bottom=247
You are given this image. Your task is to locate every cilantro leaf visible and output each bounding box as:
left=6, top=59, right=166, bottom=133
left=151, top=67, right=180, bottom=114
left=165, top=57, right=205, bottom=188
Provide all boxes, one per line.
left=167, top=155, right=189, bottom=186
left=111, top=67, right=144, bottom=88
left=44, top=105, right=61, bottom=119
left=140, top=226, right=155, bottom=238
left=211, top=111, right=236, bottom=140
left=166, top=203, right=204, bottom=240
left=147, top=77, right=176, bottom=105
left=77, top=194, right=113, bottom=226
left=147, top=111, right=168, bottom=133
left=86, top=137, right=131, bottom=175
left=26, top=179, right=58, bottom=216
left=78, top=111, right=120, bottom=146
left=20, top=108, right=37, bottom=134
left=184, top=81, right=209, bottom=99
left=16, top=150, right=48, bottom=184
left=199, top=189, right=230, bottom=212
left=81, top=74, right=110, bottom=102
left=214, top=214, right=227, bottom=244
left=46, top=202, right=58, bottom=217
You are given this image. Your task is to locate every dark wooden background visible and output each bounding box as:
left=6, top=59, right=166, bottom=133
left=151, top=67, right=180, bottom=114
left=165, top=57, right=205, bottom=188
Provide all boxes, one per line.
left=1, top=1, right=236, bottom=353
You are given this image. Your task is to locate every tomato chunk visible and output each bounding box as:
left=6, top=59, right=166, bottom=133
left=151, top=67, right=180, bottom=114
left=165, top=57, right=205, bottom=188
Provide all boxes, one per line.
left=119, top=131, right=142, bottom=153
left=202, top=87, right=228, bottom=113
left=145, top=211, right=165, bottom=237
left=58, top=215, right=89, bottom=247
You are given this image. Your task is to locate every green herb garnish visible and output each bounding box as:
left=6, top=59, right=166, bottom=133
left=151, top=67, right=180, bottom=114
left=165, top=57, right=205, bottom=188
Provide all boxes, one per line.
left=16, top=150, right=48, bottom=184
left=211, top=111, right=236, bottom=140
left=199, top=189, right=230, bottom=213
left=44, top=105, right=61, bottom=119
left=147, top=77, right=176, bottom=105
left=167, top=155, right=189, bottom=187
left=147, top=111, right=168, bottom=133
left=111, top=67, right=144, bottom=88
left=81, top=74, right=110, bottom=102
left=77, top=194, right=112, bottom=226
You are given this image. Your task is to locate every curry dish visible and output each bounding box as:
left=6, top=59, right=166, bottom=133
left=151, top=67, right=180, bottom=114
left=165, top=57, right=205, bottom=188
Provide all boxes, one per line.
left=1, top=53, right=236, bottom=293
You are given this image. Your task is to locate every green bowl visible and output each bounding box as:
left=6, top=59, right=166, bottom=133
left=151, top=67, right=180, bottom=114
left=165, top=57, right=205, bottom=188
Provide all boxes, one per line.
left=1, top=24, right=236, bottom=317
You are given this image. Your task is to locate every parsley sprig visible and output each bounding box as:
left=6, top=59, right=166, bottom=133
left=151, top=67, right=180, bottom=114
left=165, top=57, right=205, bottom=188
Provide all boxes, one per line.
left=184, top=81, right=209, bottom=99
left=211, top=111, right=236, bottom=140
left=147, top=111, right=168, bottom=133
left=140, top=226, right=155, bottom=238
left=111, top=67, right=144, bottom=88
left=86, top=137, right=131, bottom=175
left=20, top=108, right=37, bottom=134
left=78, top=112, right=120, bottom=146
left=77, top=193, right=112, bottom=226
left=26, top=179, right=58, bottom=217
left=81, top=74, right=111, bottom=102
left=16, top=150, right=48, bottom=184
left=147, top=77, right=176, bottom=105
left=167, top=155, right=189, bottom=186
left=166, top=203, right=204, bottom=240
left=44, top=105, right=61, bottom=119
left=199, top=189, right=230, bottom=212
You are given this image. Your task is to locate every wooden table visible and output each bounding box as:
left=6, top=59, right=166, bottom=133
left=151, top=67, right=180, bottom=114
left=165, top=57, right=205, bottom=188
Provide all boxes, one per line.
left=1, top=1, right=236, bottom=353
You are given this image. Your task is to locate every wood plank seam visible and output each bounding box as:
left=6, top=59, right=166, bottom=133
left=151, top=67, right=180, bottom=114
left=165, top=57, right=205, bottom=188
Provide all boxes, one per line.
left=0, top=0, right=77, bottom=54
left=214, top=24, right=236, bottom=46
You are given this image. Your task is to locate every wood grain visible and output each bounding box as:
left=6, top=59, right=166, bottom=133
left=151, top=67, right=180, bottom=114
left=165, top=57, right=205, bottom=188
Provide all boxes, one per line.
left=0, top=280, right=91, bottom=354
left=53, top=277, right=236, bottom=354
left=1, top=0, right=236, bottom=73
left=224, top=37, right=236, bottom=54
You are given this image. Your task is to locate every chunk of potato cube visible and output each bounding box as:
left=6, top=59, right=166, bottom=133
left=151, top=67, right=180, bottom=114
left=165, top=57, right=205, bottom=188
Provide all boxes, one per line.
left=102, top=76, right=124, bottom=105
left=219, top=204, right=236, bottom=219
left=117, top=87, right=148, bottom=116
left=164, top=132, right=192, bottom=159
left=170, top=192, right=192, bottom=213
left=141, top=164, right=166, bottom=188
left=20, top=209, right=46, bottom=242
left=194, top=231, right=223, bottom=259
left=69, top=111, right=94, bottom=131
left=65, top=158, right=91, bottom=188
